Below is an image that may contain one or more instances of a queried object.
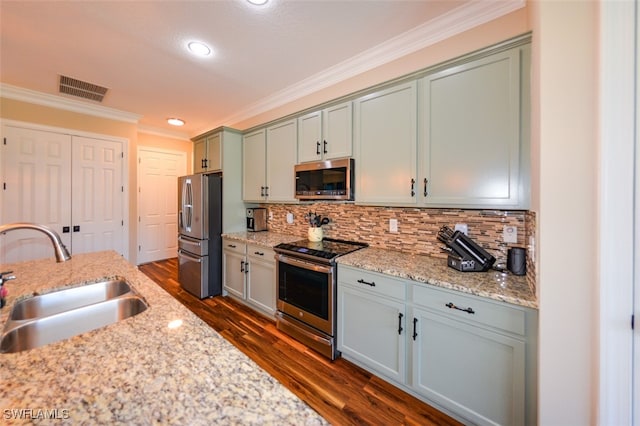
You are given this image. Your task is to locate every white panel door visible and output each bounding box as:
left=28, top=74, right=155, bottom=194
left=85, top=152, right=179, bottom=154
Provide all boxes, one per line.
left=71, top=136, right=124, bottom=256
left=0, top=126, right=72, bottom=263
left=137, top=148, right=186, bottom=264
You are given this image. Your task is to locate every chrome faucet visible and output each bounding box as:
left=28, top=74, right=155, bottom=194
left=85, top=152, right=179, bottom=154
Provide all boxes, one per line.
left=0, top=222, right=71, bottom=262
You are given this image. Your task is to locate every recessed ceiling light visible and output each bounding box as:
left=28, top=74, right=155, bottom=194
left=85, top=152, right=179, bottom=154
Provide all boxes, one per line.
left=187, top=41, right=212, bottom=57
left=167, top=118, right=185, bottom=126
left=247, top=0, right=268, bottom=5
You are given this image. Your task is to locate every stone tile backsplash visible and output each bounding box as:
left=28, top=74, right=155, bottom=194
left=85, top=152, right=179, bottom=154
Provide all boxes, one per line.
left=265, top=203, right=537, bottom=295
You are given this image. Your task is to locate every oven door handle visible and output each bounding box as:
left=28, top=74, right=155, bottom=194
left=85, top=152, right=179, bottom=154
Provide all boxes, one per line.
left=276, top=254, right=333, bottom=274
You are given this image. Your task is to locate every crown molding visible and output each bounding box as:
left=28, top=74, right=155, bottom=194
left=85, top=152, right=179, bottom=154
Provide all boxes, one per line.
left=221, top=0, right=525, bottom=127
left=0, top=83, right=142, bottom=123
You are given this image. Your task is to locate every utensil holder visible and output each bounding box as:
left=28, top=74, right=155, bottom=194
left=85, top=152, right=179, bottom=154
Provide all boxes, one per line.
left=308, top=227, right=323, bottom=242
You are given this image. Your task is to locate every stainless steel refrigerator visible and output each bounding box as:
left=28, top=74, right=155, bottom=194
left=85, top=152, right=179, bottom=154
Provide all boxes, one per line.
left=177, top=173, right=222, bottom=298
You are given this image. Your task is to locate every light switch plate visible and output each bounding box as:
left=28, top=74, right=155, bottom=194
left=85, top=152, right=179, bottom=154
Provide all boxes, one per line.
left=503, top=225, right=518, bottom=243
left=389, top=219, right=398, bottom=233
left=286, top=213, right=294, bottom=224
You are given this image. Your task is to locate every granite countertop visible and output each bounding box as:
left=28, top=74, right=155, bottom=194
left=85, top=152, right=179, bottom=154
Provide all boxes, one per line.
left=222, top=231, right=301, bottom=248
left=0, top=251, right=326, bottom=425
left=338, top=247, right=537, bottom=309
left=222, top=232, right=537, bottom=309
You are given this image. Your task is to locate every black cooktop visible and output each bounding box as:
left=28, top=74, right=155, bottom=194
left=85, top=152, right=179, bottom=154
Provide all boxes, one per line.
left=274, top=238, right=367, bottom=261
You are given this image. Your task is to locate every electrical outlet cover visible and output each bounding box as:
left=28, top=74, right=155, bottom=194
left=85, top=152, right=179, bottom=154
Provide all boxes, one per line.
left=503, top=226, right=518, bottom=243
left=454, top=223, right=468, bottom=235
left=389, top=219, right=398, bottom=233
left=286, top=213, right=294, bottom=224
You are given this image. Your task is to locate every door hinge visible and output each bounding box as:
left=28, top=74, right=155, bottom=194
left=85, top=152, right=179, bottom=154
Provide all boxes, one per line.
left=138, top=157, right=141, bottom=163
left=138, top=216, right=141, bottom=222
left=632, top=314, right=635, bottom=330
left=121, top=220, right=124, bottom=226
left=121, top=186, right=124, bottom=192
left=138, top=245, right=141, bottom=252
left=2, top=183, right=5, bottom=190
left=3, top=137, right=6, bottom=145
left=121, top=152, right=124, bottom=159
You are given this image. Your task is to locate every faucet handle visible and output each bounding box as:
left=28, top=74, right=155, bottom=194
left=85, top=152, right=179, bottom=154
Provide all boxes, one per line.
left=0, top=271, right=15, bottom=284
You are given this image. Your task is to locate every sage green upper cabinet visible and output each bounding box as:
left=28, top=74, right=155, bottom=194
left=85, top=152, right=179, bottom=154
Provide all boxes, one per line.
left=354, top=81, right=418, bottom=205
left=194, top=131, right=221, bottom=173
left=243, top=120, right=298, bottom=203
left=243, top=128, right=267, bottom=202
left=298, top=101, right=353, bottom=163
left=420, top=46, right=529, bottom=208
left=265, top=119, right=298, bottom=202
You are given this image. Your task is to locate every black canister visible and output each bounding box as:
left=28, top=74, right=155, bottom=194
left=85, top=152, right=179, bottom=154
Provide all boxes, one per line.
left=507, top=247, right=527, bottom=276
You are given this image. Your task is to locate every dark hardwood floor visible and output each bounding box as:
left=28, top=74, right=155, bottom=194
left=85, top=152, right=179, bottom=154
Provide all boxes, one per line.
left=138, top=258, right=461, bottom=426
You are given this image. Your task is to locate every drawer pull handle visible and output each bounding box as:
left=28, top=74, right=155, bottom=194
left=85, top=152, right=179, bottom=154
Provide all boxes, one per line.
left=254, top=251, right=264, bottom=256
left=228, top=244, right=237, bottom=248
left=240, top=260, right=245, bottom=273
left=412, top=317, right=418, bottom=340
left=357, top=278, right=375, bottom=287
left=445, top=302, right=475, bottom=314
left=398, top=312, right=404, bottom=335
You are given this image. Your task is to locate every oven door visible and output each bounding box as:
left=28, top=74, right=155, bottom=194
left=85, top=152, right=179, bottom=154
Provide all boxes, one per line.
left=276, top=254, right=334, bottom=335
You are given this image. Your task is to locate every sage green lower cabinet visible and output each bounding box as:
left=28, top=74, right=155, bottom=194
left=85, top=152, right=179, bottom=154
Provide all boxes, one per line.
left=245, top=245, right=276, bottom=316
left=338, top=283, right=406, bottom=383
left=337, top=264, right=537, bottom=426
left=222, top=239, right=277, bottom=317
left=222, top=239, right=247, bottom=299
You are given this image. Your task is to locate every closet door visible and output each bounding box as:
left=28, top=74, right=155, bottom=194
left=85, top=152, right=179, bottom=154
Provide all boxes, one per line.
left=0, top=126, right=72, bottom=263
left=71, top=136, right=124, bottom=256
left=1, top=125, right=125, bottom=263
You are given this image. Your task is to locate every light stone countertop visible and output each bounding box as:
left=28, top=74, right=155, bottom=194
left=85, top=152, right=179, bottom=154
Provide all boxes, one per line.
left=222, top=231, right=301, bottom=248
left=0, top=251, right=326, bottom=425
left=337, top=247, right=538, bottom=309
left=223, top=232, right=537, bottom=309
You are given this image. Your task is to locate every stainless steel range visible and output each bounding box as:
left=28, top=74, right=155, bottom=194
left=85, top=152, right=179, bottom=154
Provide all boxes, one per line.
left=274, top=238, right=367, bottom=360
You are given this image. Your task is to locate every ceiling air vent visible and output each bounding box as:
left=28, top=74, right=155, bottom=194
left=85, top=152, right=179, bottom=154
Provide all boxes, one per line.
left=59, top=75, right=108, bottom=102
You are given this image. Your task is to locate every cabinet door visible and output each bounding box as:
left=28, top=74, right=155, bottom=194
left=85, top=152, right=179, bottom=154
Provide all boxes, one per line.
left=242, top=129, right=267, bottom=202
left=412, top=307, right=525, bottom=426
left=223, top=250, right=246, bottom=299
left=323, top=101, right=352, bottom=160
left=421, top=48, right=522, bottom=207
left=266, top=119, right=297, bottom=202
left=297, top=110, right=322, bottom=163
left=194, top=139, right=207, bottom=174
left=338, top=284, right=406, bottom=383
left=206, top=133, right=221, bottom=171
left=354, top=81, right=417, bottom=205
left=246, top=247, right=276, bottom=315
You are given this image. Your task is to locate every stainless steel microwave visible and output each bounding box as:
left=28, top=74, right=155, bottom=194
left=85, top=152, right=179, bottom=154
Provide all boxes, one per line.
left=294, top=158, right=354, bottom=201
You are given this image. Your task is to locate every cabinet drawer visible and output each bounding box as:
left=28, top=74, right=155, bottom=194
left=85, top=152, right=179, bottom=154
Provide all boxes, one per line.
left=223, top=239, right=246, bottom=255
left=338, top=266, right=406, bottom=301
left=247, top=244, right=275, bottom=261
left=412, top=284, right=525, bottom=336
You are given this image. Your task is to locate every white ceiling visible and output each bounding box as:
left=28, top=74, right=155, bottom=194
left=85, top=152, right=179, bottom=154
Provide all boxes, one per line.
left=0, top=0, right=522, bottom=138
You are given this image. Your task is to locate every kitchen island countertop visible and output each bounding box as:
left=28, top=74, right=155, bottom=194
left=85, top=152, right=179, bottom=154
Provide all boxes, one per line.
left=0, top=251, right=326, bottom=425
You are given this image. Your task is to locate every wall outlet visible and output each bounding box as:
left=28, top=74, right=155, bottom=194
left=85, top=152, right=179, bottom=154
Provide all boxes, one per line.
left=503, top=225, right=518, bottom=243
left=389, top=218, right=398, bottom=233
left=286, top=212, right=294, bottom=224
left=454, top=223, right=468, bottom=235
left=268, top=211, right=274, bottom=220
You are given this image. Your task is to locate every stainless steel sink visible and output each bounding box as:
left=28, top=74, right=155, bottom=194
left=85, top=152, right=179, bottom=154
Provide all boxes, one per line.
left=1, top=279, right=148, bottom=353
left=10, top=279, right=133, bottom=320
